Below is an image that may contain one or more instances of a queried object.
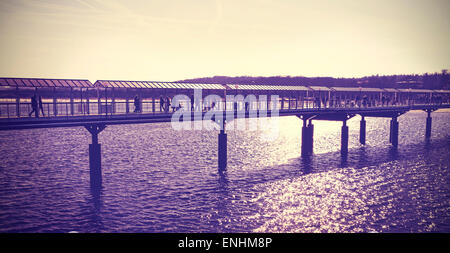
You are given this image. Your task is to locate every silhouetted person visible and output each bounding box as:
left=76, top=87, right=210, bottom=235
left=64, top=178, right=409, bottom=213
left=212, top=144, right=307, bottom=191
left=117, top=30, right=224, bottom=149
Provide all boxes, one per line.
left=165, top=96, right=170, bottom=113
left=362, top=95, right=367, bottom=107
left=159, top=96, right=164, bottom=112
left=195, top=97, right=202, bottom=112
left=134, top=95, right=140, bottom=113
left=38, top=96, right=45, bottom=116
left=190, top=94, right=194, bottom=111
left=29, top=95, right=39, bottom=118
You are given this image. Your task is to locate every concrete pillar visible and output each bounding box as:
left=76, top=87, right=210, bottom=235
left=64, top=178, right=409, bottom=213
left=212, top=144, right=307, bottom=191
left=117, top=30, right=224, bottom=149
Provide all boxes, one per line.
left=391, top=117, right=399, bottom=148
left=301, top=119, right=309, bottom=156
left=389, top=120, right=393, bottom=143
left=85, top=125, right=106, bottom=189
left=341, top=120, right=349, bottom=155
left=425, top=111, right=432, bottom=139
left=308, top=120, right=314, bottom=154
left=218, top=128, right=227, bottom=172
left=360, top=116, right=366, bottom=145
left=89, top=142, right=102, bottom=189
left=302, top=119, right=314, bottom=156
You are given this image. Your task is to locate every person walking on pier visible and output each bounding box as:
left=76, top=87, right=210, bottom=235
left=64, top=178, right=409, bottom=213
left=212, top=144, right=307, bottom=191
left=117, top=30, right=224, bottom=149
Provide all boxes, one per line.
left=195, top=96, right=202, bottom=112
left=159, top=95, right=164, bottom=112
left=362, top=95, right=368, bottom=107
left=29, top=95, right=39, bottom=118
left=38, top=95, right=45, bottom=116
left=165, top=96, right=171, bottom=113
left=134, top=95, right=141, bottom=113
left=315, top=96, right=321, bottom=109
left=190, top=94, right=195, bottom=111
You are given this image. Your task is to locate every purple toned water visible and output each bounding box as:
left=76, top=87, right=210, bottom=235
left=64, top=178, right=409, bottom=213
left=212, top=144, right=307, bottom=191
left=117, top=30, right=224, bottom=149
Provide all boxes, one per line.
left=0, top=111, right=449, bottom=232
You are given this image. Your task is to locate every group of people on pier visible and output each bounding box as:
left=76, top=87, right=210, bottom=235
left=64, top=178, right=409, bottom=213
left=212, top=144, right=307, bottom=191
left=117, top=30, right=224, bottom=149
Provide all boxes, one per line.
left=28, top=94, right=45, bottom=118
left=23, top=92, right=447, bottom=118
left=158, top=96, right=173, bottom=113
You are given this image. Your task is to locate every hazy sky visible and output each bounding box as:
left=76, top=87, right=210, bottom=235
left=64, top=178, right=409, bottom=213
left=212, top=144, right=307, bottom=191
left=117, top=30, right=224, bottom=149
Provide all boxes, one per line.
left=0, top=0, right=448, bottom=82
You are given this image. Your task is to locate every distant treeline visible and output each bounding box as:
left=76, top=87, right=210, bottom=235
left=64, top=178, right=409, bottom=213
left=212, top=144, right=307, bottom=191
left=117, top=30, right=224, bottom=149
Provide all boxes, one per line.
left=178, top=70, right=449, bottom=90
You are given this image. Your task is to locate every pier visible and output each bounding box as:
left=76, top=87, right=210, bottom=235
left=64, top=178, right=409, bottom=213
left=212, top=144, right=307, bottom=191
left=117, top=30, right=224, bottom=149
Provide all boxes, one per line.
left=0, top=77, right=449, bottom=189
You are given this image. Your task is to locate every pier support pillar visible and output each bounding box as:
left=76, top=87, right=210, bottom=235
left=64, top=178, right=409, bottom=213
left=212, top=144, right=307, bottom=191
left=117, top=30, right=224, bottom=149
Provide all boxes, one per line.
left=390, top=117, right=399, bottom=148
left=425, top=111, right=432, bottom=139
left=389, top=120, right=392, bottom=143
left=89, top=143, right=102, bottom=188
left=301, top=119, right=314, bottom=156
left=85, top=124, right=106, bottom=189
left=218, top=128, right=227, bottom=172
left=301, top=119, right=309, bottom=156
left=360, top=116, right=366, bottom=145
left=341, top=120, right=349, bottom=155
left=308, top=120, right=314, bottom=154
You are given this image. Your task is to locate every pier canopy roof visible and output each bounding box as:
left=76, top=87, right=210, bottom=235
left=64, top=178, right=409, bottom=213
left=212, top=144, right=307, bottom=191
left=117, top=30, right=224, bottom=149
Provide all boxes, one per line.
left=94, top=80, right=225, bottom=90
left=331, top=87, right=383, bottom=92
left=0, top=78, right=92, bottom=88
left=226, top=84, right=309, bottom=91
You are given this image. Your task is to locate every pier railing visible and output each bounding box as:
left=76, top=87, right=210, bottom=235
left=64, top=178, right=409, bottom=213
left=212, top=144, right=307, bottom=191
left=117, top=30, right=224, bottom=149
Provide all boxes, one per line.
left=0, top=99, right=447, bottom=119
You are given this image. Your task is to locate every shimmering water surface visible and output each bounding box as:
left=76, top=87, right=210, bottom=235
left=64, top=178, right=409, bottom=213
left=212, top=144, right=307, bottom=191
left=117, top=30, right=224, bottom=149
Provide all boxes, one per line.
left=0, top=111, right=449, bottom=232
